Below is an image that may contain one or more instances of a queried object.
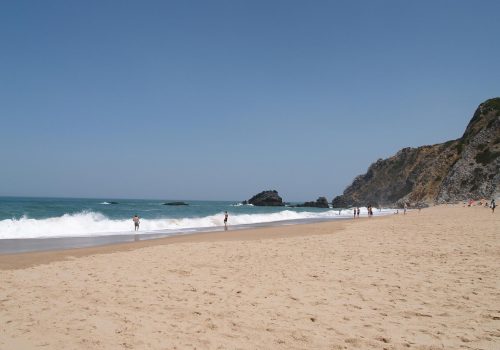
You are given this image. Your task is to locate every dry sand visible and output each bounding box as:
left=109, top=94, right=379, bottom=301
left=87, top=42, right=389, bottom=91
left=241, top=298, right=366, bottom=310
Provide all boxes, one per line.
left=0, top=206, right=499, bottom=349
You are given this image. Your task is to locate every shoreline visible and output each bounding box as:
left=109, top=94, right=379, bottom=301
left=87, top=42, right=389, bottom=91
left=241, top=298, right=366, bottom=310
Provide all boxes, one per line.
left=0, top=196, right=396, bottom=247
left=0, top=216, right=355, bottom=256
left=0, top=218, right=354, bottom=270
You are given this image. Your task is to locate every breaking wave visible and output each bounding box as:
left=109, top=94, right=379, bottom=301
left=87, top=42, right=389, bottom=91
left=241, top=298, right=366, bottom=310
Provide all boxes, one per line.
left=0, top=208, right=392, bottom=239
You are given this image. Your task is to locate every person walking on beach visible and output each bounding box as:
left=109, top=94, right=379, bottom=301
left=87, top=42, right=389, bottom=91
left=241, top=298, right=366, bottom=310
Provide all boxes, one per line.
left=404, top=203, right=407, bottom=215
left=133, top=214, right=140, bottom=231
left=224, top=211, right=228, bottom=230
left=491, top=199, right=496, bottom=213
left=357, top=207, right=360, bottom=217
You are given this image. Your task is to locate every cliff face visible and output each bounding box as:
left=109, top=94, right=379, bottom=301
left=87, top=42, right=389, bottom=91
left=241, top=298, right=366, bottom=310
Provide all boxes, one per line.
left=332, top=98, right=500, bottom=207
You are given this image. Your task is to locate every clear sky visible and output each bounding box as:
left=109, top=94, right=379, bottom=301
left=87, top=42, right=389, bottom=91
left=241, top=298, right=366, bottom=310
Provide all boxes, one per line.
left=1, top=0, right=499, bottom=201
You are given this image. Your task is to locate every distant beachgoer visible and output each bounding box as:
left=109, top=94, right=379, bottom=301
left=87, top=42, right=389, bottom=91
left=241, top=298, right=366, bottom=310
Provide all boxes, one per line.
left=224, top=211, right=228, bottom=229
left=491, top=199, right=496, bottom=213
left=353, top=208, right=356, bottom=218
left=133, top=215, right=140, bottom=231
left=356, top=207, right=360, bottom=217
left=404, top=203, right=407, bottom=215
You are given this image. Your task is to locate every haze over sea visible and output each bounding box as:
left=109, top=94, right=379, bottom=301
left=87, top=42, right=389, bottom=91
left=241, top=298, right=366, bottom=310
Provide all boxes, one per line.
left=0, top=197, right=392, bottom=240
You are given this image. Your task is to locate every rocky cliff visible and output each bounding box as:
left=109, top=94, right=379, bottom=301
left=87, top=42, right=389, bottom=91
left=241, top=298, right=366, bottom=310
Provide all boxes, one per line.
left=332, top=98, right=500, bottom=207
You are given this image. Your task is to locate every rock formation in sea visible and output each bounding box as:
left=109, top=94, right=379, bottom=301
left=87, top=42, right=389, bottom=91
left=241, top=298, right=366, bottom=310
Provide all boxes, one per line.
left=295, top=197, right=330, bottom=208
left=247, top=190, right=284, bottom=206
left=332, top=98, right=500, bottom=207
left=163, top=202, right=189, bottom=206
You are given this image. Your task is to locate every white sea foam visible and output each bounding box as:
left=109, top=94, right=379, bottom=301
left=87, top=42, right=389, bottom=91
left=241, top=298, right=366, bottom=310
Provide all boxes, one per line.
left=100, top=202, right=111, bottom=205
left=0, top=208, right=393, bottom=239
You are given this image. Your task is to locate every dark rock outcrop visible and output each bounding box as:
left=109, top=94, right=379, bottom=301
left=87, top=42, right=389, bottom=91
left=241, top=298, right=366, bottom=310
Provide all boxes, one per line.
left=332, top=98, right=500, bottom=207
left=296, top=197, right=330, bottom=208
left=247, top=190, right=284, bottom=206
left=163, top=202, right=189, bottom=206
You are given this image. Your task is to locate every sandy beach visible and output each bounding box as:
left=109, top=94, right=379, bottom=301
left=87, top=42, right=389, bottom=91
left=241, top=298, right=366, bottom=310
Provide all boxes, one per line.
left=0, top=206, right=498, bottom=349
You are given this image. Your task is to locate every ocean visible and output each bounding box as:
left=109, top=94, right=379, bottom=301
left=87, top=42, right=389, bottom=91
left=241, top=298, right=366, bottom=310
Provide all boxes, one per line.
left=0, top=196, right=393, bottom=253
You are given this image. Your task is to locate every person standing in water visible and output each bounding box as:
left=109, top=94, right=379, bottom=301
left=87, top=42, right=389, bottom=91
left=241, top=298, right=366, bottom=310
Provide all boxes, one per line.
left=133, top=214, right=140, bottom=231
left=357, top=207, right=360, bottom=217
left=224, top=211, right=228, bottom=230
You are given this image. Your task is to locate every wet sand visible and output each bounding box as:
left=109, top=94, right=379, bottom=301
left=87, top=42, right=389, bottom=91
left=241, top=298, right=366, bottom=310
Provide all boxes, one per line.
left=0, top=220, right=346, bottom=270
left=0, top=205, right=499, bottom=349
left=0, top=218, right=347, bottom=255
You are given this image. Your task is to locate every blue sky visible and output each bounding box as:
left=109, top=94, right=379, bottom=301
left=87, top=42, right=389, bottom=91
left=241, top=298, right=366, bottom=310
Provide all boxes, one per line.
left=1, top=0, right=499, bottom=201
